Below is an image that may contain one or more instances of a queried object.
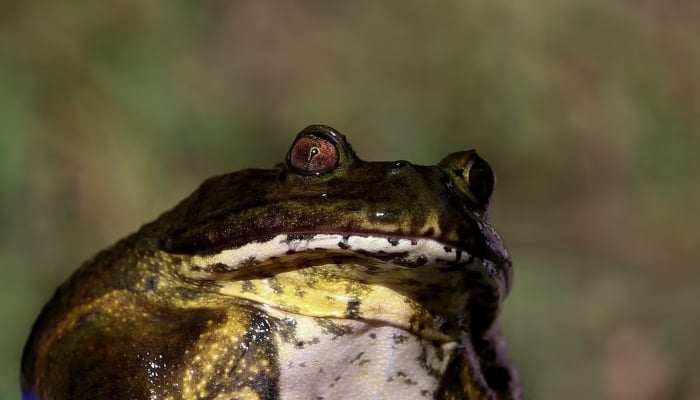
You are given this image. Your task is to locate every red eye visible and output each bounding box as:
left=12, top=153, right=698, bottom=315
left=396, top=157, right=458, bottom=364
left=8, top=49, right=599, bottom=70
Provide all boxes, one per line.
left=288, top=133, right=339, bottom=174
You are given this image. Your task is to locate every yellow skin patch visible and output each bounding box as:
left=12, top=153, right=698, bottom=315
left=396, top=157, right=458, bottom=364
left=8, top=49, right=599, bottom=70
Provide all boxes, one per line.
left=22, top=126, right=519, bottom=399
left=186, top=233, right=476, bottom=342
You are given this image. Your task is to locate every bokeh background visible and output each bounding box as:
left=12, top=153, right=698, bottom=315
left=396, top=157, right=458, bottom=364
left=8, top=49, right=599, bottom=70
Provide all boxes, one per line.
left=1, top=1, right=699, bottom=399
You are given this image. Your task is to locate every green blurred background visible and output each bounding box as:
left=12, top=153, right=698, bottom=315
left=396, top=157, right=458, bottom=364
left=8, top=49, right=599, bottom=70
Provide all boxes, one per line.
left=2, top=1, right=699, bottom=399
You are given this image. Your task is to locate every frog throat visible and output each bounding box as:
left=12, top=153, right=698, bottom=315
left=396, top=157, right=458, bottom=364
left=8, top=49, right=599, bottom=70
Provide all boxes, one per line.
left=175, top=233, right=501, bottom=341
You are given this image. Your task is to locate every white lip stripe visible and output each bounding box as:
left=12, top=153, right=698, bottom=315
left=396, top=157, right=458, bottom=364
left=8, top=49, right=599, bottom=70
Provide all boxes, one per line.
left=191, top=233, right=470, bottom=272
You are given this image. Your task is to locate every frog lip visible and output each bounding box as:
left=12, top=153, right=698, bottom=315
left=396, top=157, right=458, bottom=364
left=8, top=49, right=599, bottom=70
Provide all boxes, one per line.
left=185, top=232, right=508, bottom=301
left=186, top=232, right=479, bottom=274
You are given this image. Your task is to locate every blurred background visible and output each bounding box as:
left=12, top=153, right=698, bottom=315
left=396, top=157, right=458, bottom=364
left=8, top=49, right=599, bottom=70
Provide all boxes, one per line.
left=1, top=1, right=699, bottom=399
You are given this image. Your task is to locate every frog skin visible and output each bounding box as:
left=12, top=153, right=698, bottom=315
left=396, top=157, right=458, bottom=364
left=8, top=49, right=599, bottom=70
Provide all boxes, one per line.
left=21, top=125, right=521, bottom=400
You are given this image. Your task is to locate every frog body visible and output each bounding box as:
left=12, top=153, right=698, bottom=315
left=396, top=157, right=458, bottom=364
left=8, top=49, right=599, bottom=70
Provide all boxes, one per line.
left=22, top=126, right=520, bottom=399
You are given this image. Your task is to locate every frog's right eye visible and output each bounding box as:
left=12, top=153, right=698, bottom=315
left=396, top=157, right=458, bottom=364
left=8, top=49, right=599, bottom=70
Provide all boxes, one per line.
left=287, top=126, right=340, bottom=175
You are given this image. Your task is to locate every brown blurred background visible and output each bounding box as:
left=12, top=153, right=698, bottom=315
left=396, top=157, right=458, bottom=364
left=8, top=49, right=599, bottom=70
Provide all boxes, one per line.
left=1, top=1, right=699, bottom=399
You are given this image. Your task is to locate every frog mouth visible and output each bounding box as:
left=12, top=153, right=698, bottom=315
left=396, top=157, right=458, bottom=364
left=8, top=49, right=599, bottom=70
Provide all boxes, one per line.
left=179, top=232, right=505, bottom=340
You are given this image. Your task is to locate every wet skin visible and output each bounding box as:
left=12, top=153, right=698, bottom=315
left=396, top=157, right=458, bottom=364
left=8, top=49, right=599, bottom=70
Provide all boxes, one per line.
left=22, top=125, right=521, bottom=399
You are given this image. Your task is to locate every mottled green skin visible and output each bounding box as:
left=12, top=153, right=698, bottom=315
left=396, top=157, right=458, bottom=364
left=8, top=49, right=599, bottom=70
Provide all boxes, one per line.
left=22, top=126, right=520, bottom=399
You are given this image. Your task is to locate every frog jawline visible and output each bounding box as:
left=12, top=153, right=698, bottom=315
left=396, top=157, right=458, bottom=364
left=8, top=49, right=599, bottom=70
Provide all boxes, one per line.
left=187, top=233, right=476, bottom=275
left=182, top=233, right=504, bottom=339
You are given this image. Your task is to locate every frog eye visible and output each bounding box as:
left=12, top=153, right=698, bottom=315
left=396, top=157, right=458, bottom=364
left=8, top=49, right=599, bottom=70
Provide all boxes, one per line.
left=463, top=153, right=495, bottom=206
left=441, top=150, right=496, bottom=208
left=287, top=128, right=340, bottom=175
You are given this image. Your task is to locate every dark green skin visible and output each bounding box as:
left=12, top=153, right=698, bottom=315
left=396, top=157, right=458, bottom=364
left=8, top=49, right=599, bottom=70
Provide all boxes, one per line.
left=21, top=125, right=520, bottom=399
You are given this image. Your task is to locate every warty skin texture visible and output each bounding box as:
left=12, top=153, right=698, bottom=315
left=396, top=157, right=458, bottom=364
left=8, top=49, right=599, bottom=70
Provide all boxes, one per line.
left=22, top=125, right=521, bottom=399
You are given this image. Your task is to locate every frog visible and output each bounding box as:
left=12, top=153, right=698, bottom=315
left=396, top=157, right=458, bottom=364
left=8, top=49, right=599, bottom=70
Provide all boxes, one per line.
left=21, top=125, right=521, bottom=399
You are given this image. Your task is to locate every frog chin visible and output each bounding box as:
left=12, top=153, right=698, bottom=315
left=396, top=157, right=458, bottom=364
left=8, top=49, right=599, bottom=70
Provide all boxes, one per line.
left=176, top=233, right=500, bottom=342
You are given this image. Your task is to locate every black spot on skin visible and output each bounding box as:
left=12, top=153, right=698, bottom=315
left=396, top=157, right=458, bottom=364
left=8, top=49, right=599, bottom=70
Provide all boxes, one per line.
left=443, top=246, right=453, bottom=253
left=397, top=371, right=407, bottom=378
left=346, top=299, right=361, bottom=319
left=246, top=313, right=274, bottom=346
left=315, top=318, right=353, bottom=338
left=359, top=359, right=371, bottom=366
left=211, top=263, right=231, bottom=273
left=369, top=333, right=377, bottom=339
left=349, top=352, right=364, bottom=364
left=295, top=341, right=305, bottom=348
left=404, top=378, right=417, bottom=385
left=239, top=256, right=259, bottom=268
left=415, top=343, right=441, bottom=378
left=241, top=281, right=255, bottom=293
left=267, top=278, right=284, bottom=294
left=286, top=233, right=316, bottom=242
left=145, top=276, right=158, bottom=291
left=387, top=237, right=400, bottom=246
left=337, top=241, right=350, bottom=250
left=275, top=317, right=298, bottom=344
left=410, top=239, right=418, bottom=245
left=388, top=254, right=428, bottom=268
left=254, top=235, right=277, bottom=244
left=421, top=389, right=430, bottom=397
left=392, top=333, right=409, bottom=344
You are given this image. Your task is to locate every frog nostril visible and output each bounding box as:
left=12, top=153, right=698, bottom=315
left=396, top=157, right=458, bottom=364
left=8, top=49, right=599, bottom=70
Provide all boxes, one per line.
left=389, top=160, right=411, bottom=176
